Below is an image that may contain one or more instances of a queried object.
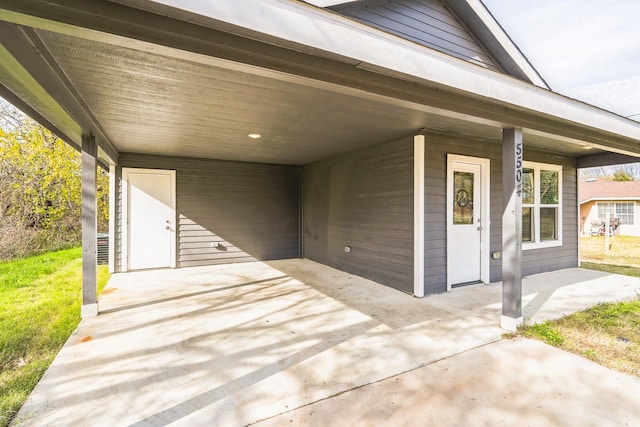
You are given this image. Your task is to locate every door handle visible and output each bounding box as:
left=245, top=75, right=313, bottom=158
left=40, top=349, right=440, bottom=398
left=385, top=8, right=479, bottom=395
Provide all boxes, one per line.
left=477, top=226, right=483, bottom=231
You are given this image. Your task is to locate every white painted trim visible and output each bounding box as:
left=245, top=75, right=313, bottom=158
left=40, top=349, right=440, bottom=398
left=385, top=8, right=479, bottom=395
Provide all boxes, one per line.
left=521, top=161, right=563, bottom=251
left=577, top=177, right=581, bottom=267
left=122, top=168, right=176, bottom=272
left=581, top=197, right=640, bottom=203
left=108, top=164, right=116, bottom=274
left=446, top=154, right=491, bottom=290
left=81, top=302, right=99, bottom=318
left=414, top=135, right=425, bottom=297
left=462, top=0, right=548, bottom=89
left=500, top=315, right=523, bottom=332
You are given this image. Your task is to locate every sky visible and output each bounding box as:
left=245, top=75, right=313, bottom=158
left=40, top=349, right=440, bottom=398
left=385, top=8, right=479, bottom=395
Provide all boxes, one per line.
left=482, top=0, right=640, bottom=120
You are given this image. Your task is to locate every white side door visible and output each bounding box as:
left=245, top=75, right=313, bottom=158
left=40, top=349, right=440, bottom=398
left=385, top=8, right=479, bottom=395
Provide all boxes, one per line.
left=447, top=155, right=490, bottom=288
left=123, top=168, right=176, bottom=271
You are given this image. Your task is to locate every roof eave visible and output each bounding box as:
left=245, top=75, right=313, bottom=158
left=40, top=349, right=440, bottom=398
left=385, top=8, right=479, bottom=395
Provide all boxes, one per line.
left=446, top=0, right=549, bottom=89
left=2, top=0, right=640, bottom=157
left=109, top=0, right=638, bottom=150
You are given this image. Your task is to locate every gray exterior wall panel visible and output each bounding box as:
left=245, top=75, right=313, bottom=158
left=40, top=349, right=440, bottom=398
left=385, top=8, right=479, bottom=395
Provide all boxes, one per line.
left=116, top=153, right=300, bottom=270
left=423, top=134, right=578, bottom=294
left=303, top=137, right=414, bottom=293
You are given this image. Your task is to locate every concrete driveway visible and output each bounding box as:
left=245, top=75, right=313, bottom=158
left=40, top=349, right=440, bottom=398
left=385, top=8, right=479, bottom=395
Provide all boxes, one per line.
left=14, top=260, right=640, bottom=426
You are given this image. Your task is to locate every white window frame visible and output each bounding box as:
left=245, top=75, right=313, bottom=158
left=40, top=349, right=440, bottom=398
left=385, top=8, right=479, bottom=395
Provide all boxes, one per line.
left=522, top=161, right=562, bottom=250
left=597, top=202, right=635, bottom=225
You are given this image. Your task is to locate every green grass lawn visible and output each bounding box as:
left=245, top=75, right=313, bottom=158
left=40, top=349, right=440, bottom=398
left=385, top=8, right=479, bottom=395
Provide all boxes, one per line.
left=514, top=241, right=640, bottom=378
left=580, top=235, right=640, bottom=267
left=0, top=248, right=110, bottom=427
left=519, top=298, right=640, bottom=378
left=518, top=258, right=640, bottom=378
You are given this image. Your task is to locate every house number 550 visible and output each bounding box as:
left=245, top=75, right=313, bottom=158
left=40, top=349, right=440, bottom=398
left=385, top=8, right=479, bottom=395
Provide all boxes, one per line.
left=515, top=141, right=523, bottom=198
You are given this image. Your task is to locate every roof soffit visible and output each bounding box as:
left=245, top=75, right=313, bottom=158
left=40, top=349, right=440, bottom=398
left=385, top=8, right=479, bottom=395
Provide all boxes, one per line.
left=0, top=0, right=639, bottom=161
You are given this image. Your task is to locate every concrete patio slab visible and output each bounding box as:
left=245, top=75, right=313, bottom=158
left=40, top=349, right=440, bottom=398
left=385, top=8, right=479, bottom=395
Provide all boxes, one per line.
left=13, top=260, right=640, bottom=426
left=257, top=338, right=640, bottom=427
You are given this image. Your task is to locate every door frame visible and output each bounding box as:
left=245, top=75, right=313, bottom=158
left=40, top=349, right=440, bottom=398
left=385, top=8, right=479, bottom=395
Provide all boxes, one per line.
left=446, top=154, right=490, bottom=290
left=122, top=168, right=177, bottom=272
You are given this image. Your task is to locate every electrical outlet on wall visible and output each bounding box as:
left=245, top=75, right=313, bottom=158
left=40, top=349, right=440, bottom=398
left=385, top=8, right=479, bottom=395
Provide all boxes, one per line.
left=344, top=245, right=352, bottom=253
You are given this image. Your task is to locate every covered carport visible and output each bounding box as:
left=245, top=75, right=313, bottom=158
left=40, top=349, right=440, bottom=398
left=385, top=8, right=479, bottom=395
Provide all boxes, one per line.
left=13, top=258, right=640, bottom=425
left=1, top=0, right=640, bottom=330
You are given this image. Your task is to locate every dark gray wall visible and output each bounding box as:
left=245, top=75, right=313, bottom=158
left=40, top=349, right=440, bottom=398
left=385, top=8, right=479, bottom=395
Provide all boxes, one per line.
left=303, top=137, right=414, bottom=293
left=423, top=133, right=578, bottom=294
left=331, top=0, right=500, bottom=71
left=116, top=154, right=300, bottom=270
left=115, top=137, right=577, bottom=296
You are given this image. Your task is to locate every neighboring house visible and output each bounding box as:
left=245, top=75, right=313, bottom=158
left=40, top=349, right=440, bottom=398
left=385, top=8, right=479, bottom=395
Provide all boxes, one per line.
left=1, top=0, right=640, bottom=329
left=579, top=179, right=640, bottom=236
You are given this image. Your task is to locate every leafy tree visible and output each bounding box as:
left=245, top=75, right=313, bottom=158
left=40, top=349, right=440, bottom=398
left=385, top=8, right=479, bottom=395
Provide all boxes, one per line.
left=581, top=164, right=640, bottom=181
left=0, top=101, right=109, bottom=259
left=612, top=168, right=634, bottom=181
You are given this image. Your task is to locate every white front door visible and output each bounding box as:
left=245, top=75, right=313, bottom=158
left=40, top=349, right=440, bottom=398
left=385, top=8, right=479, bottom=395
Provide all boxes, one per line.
left=124, top=168, right=176, bottom=271
left=447, top=155, right=490, bottom=288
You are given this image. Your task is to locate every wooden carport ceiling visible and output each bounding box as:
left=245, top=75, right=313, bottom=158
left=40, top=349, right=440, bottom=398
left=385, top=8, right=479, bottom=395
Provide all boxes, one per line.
left=34, top=29, right=598, bottom=165
left=35, top=29, right=490, bottom=165
left=1, top=0, right=639, bottom=167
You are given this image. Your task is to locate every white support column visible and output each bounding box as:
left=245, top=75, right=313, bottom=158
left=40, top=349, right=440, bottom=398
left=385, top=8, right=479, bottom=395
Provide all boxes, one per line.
left=501, top=128, right=523, bottom=331
left=414, top=134, right=425, bottom=297
left=81, top=135, right=98, bottom=317
left=108, top=163, right=116, bottom=274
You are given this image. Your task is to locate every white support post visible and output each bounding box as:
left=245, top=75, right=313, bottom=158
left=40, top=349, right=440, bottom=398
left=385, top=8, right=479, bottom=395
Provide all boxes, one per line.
left=604, top=205, right=611, bottom=253
left=108, top=163, right=116, bottom=274
left=414, top=134, right=425, bottom=297
left=82, top=135, right=98, bottom=317
left=501, top=128, right=523, bottom=331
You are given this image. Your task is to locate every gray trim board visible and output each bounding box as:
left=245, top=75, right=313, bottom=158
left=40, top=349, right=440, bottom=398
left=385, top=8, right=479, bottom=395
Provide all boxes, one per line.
left=501, top=128, right=523, bottom=322
left=577, top=152, right=640, bottom=168
left=81, top=135, right=98, bottom=315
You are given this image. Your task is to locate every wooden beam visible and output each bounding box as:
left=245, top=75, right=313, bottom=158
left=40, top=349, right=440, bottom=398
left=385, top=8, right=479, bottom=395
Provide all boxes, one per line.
left=81, top=135, right=98, bottom=317
left=501, top=127, right=523, bottom=331
left=576, top=152, right=640, bottom=168
left=0, top=22, right=118, bottom=163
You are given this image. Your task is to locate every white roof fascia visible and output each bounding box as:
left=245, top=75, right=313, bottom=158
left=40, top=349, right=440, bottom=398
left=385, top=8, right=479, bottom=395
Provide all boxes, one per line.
left=117, top=0, right=640, bottom=145
left=596, top=197, right=640, bottom=202
left=581, top=197, right=640, bottom=204
left=464, top=0, right=549, bottom=89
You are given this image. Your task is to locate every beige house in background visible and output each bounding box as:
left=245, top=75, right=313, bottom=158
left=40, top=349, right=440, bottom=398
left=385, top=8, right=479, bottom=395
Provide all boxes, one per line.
left=580, top=179, right=640, bottom=236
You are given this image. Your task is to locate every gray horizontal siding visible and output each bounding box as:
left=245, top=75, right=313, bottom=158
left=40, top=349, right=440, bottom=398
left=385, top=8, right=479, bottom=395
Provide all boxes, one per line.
left=331, top=0, right=500, bottom=71
left=424, top=134, right=504, bottom=293
left=423, top=134, right=578, bottom=294
left=303, top=137, right=414, bottom=293
left=117, top=153, right=300, bottom=269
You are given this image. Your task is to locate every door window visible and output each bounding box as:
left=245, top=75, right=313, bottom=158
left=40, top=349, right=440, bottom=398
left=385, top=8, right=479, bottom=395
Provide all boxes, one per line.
left=453, top=171, right=474, bottom=225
